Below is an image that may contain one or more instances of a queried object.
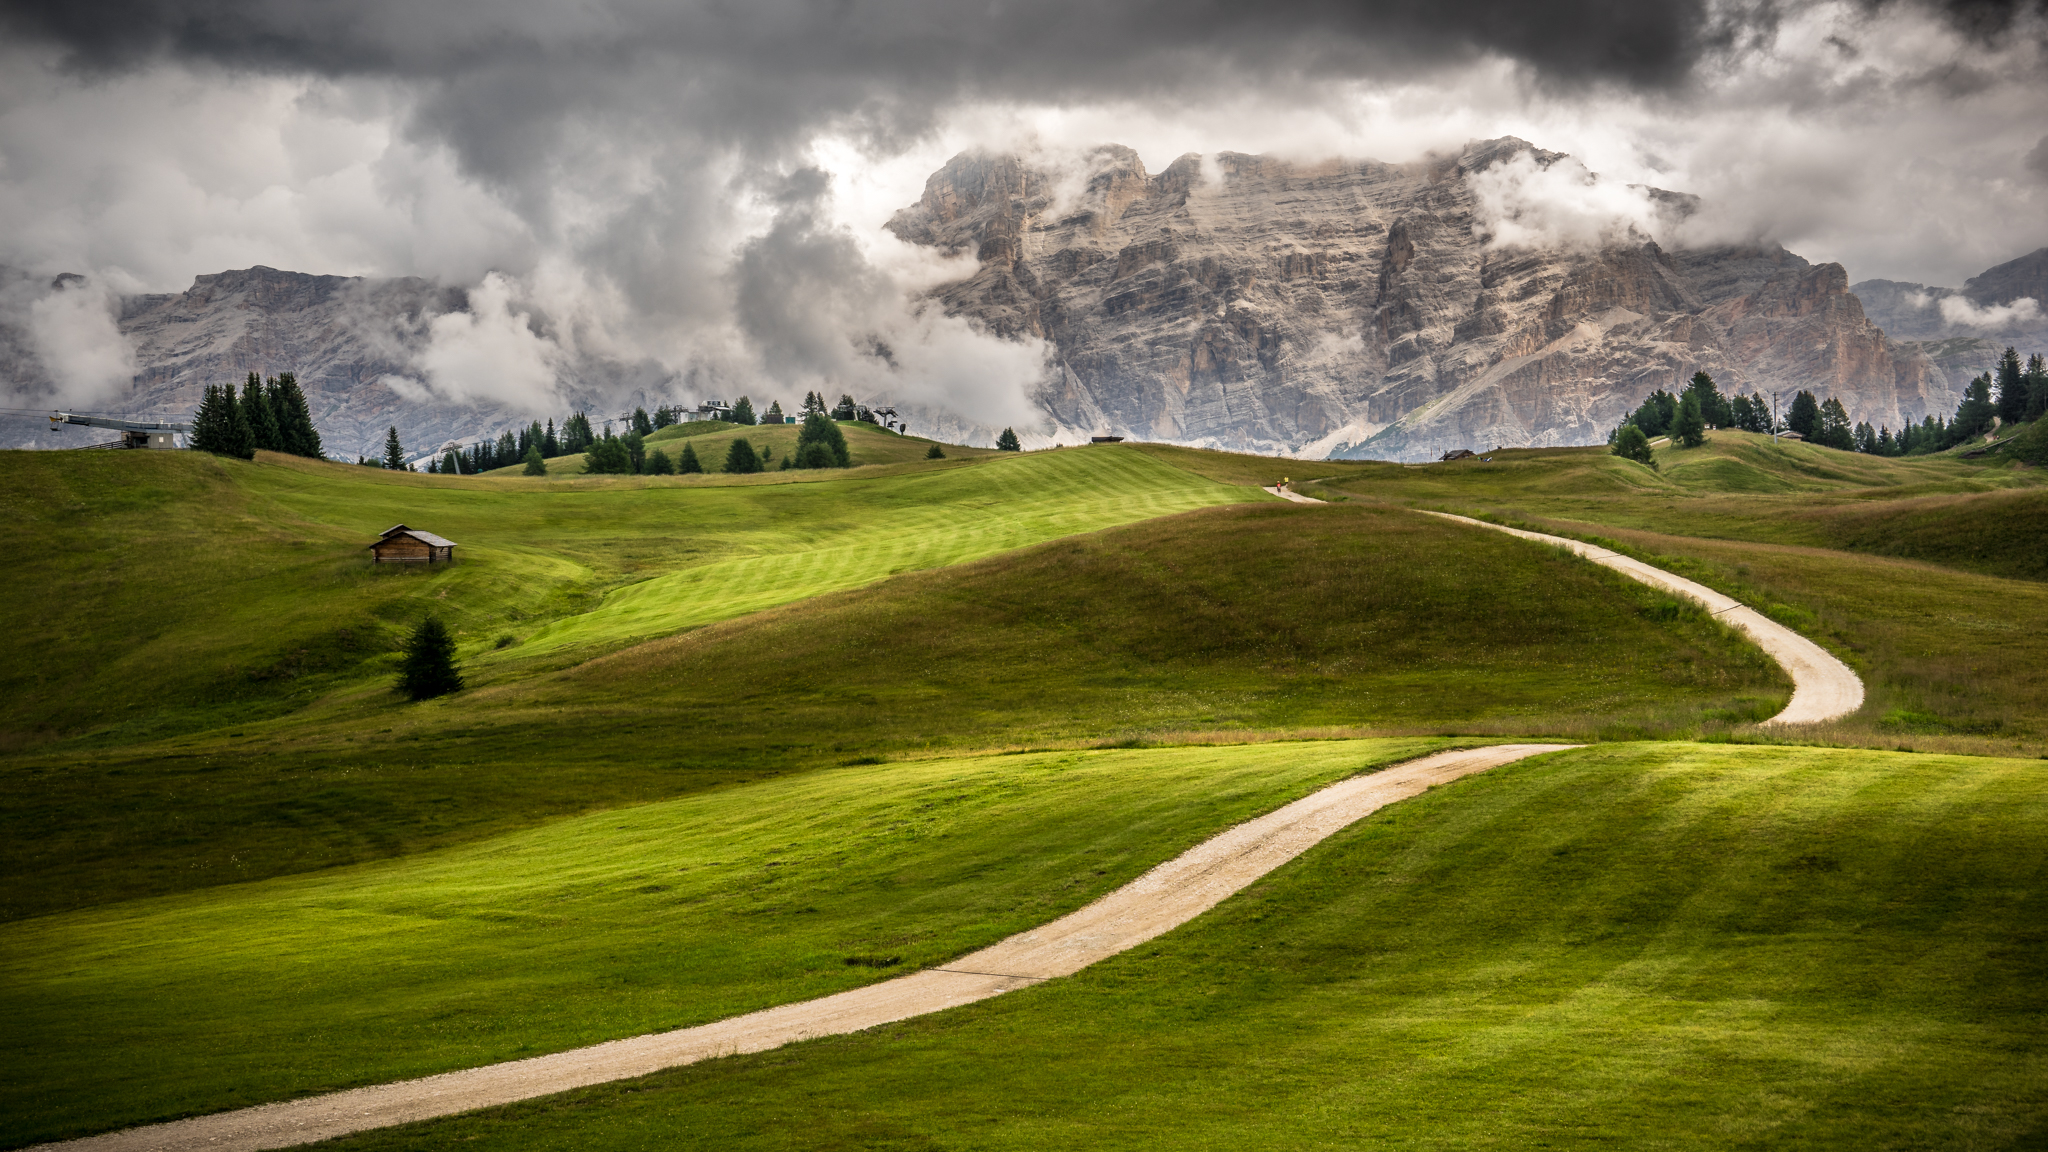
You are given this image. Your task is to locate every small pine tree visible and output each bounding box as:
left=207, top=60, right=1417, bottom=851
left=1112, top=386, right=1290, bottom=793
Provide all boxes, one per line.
left=832, top=394, right=857, bottom=421
left=731, top=396, right=757, bottom=426
left=632, top=406, right=654, bottom=435
left=1817, top=397, right=1855, bottom=450
left=623, top=430, right=646, bottom=473
left=724, top=437, right=762, bottom=474
left=2027, top=353, right=2048, bottom=423
left=1786, top=390, right=1820, bottom=439
left=585, top=435, right=632, bottom=474
left=1950, top=374, right=1996, bottom=445
left=1685, top=370, right=1731, bottom=429
left=398, top=617, right=464, bottom=701
left=1996, top=346, right=2028, bottom=426
left=523, top=444, right=547, bottom=475
left=1611, top=423, right=1655, bottom=467
left=795, top=411, right=850, bottom=467
left=382, top=426, right=407, bottom=470
left=679, top=441, right=704, bottom=473
left=996, top=427, right=1022, bottom=452
left=764, top=400, right=785, bottom=424
left=1674, top=393, right=1706, bottom=448
left=646, top=448, right=674, bottom=475
left=272, top=372, right=322, bottom=457
left=242, top=372, right=282, bottom=453
left=925, top=443, right=945, bottom=459
left=189, top=383, right=235, bottom=455
left=543, top=418, right=561, bottom=456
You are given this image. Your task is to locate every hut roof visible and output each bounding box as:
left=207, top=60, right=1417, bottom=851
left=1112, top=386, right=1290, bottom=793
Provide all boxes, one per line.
left=380, top=523, right=410, bottom=537
left=371, top=528, right=458, bottom=549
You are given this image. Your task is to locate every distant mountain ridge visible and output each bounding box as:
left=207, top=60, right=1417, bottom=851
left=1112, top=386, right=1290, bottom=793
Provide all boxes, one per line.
left=4, top=141, right=2042, bottom=459
left=887, top=137, right=1966, bottom=460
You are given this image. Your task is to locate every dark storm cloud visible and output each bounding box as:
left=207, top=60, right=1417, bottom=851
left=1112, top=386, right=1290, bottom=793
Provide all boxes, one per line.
left=5, top=0, right=1714, bottom=94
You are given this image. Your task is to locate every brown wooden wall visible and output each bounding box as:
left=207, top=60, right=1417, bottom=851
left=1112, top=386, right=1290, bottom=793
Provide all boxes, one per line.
left=372, top=539, right=431, bottom=563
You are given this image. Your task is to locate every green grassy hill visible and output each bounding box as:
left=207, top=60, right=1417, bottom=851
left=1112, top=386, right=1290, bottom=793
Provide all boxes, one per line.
left=1, top=501, right=1786, bottom=922
left=1, top=739, right=1449, bottom=1142
left=3, top=420, right=2045, bottom=1151
left=0, top=444, right=1247, bottom=751
left=298, top=742, right=2048, bottom=1152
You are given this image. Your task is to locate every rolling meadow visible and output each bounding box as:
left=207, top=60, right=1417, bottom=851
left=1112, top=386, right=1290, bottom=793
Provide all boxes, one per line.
left=3, top=422, right=2044, bottom=1148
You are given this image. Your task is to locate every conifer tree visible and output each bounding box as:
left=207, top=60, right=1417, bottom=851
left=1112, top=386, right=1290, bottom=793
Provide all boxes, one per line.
left=242, top=372, right=281, bottom=452
left=1996, top=346, right=2028, bottom=426
left=443, top=449, right=462, bottom=474
left=1786, top=390, right=1820, bottom=439
left=1854, top=421, right=1877, bottom=454
left=623, top=430, right=646, bottom=473
left=2028, top=353, right=2048, bottom=423
left=190, top=384, right=235, bottom=455
left=1685, top=370, right=1730, bottom=428
left=523, top=444, right=547, bottom=475
left=832, top=394, right=857, bottom=420
left=723, top=437, right=762, bottom=473
left=383, top=426, right=407, bottom=470
left=795, top=411, right=849, bottom=467
left=997, top=427, right=1022, bottom=451
left=632, top=406, right=654, bottom=435
left=1950, top=374, right=1997, bottom=445
left=1818, top=397, right=1855, bottom=450
left=585, top=432, right=632, bottom=474
left=646, top=448, right=674, bottom=475
left=1610, top=423, right=1655, bottom=467
left=222, top=385, right=256, bottom=459
left=398, top=617, right=464, bottom=700
left=271, top=372, right=321, bottom=457
left=764, top=400, right=784, bottom=424
left=731, top=396, right=757, bottom=426
left=926, top=443, right=946, bottom=459
left=679, top=441, right=704, bottom=473
left=1674, top=392, right=1706, bottom=448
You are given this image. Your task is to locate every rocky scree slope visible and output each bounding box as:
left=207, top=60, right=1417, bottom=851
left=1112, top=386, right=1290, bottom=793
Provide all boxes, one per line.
left=888, top=138, right=1955, bottom=460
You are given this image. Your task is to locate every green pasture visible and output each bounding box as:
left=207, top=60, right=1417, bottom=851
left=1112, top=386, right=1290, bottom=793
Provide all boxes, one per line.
left=0, top=443, right=1250, bottom=749
left=1159, top=430, right=2043, bottom=581
left=1, top=502, right=1786, bottom=921
left=313, top=743, right=2048, bottom=1150
left=0, top=738, right=1452, bottom=1144
left=1517, top=519, right=2048, bottom=754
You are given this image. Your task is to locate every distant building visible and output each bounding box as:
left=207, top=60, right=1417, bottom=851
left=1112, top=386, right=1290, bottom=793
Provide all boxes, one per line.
left=370, top=524, right=458, bottom=564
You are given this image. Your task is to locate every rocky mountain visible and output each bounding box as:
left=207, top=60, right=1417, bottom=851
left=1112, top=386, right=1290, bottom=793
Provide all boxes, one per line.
left=889, top=138, right=1961, bottom=459
left=0, top=266, right=673, bottom=458
left=1852, top=247, right=2048, bottom=391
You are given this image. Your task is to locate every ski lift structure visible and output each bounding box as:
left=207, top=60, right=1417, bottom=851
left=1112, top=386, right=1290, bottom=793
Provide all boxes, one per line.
left=46, top=411, right=189, bottom=449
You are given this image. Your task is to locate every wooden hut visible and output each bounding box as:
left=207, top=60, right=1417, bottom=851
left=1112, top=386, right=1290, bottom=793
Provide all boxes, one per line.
left=370, top=524, right=458, bottom=564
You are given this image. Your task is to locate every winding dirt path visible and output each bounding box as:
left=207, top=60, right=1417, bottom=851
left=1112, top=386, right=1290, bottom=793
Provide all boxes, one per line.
left=42, top=745, right=1574, bottom=1152
left=1261, top=488, right=1860, bottom=724
left=46, top=484, right=1863, bottom=1149
left=1412, top=512, right=1862, bottom=725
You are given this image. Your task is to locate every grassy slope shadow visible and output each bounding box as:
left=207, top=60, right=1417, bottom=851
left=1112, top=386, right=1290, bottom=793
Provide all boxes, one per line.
left=2, top=502, right=1788, bottom=924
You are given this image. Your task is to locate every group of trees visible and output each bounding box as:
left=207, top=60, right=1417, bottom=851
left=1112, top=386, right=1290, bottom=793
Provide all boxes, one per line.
left=1613, top=349, right=2048, bottom=465
left=190, top=372, right=323, bottom=460
left=424, top=414, right=598, bottom=475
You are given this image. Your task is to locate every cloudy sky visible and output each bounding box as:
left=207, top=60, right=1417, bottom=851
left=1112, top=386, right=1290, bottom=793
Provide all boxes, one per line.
left=2, top=0, right=2045, bottom=415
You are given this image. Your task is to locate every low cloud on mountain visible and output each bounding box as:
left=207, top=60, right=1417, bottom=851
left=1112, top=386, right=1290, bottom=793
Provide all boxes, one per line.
left=1, top=0, right=2045, bottom=420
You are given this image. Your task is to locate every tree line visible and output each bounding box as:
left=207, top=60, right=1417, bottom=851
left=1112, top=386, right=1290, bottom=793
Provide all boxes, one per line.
left=189, top=372, right=324, bottom=460
left=1611, top=349, right=2048, bottom=465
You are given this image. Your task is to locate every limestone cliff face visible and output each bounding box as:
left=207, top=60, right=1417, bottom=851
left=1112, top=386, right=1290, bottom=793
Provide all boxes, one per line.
left=890, top=138, right=1953, bottom=459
